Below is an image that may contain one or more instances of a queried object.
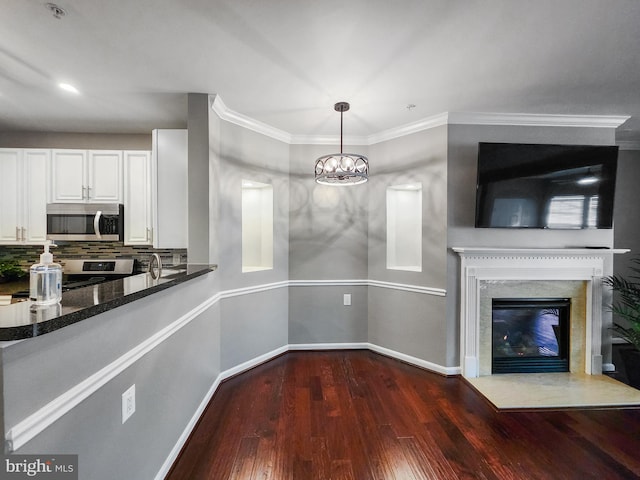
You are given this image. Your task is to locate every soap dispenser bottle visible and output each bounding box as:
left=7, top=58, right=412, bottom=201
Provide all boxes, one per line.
left=30, top=242, right=62, bottom=305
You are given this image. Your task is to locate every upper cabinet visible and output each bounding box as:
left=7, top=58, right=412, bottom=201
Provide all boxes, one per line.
left=123, top=130, right=187, bottom=247
left=123, top=151, right=152, bottom=245
left=0, top=148, right=48, bottom=244
left=50, top=149, right=123, bottom=203
left=151, top=129, right=188, bottom=249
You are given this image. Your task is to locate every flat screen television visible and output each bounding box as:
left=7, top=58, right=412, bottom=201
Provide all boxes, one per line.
left=475, top=142, right=618, bottom=229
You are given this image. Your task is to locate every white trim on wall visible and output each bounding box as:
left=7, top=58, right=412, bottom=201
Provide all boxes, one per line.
left=447, top=112, right=630, bottom=129
left=368, top=280, right=446, bottom=296
left=209, top=95, right=629, bottom=146
left=367, top=343, right=461, bottom=376
left=210, top=95, right=292, bottom=144
left=290, top=279, right=446, bottom=296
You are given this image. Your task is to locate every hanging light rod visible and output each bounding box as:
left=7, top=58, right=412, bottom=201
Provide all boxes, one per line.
left=314, top=102, right=369, bottom=186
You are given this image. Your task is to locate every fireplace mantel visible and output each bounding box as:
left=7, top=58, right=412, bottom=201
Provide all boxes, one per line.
left=453, top=247, right=629, bottom=378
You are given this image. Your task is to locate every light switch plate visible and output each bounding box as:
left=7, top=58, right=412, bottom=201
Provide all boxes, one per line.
left=343, top=294, right=351, bottom=306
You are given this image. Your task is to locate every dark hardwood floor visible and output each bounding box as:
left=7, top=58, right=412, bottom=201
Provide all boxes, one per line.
left=166, top=350, right=640, bottom=480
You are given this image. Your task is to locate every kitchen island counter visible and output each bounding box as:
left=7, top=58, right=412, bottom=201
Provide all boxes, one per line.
left=0, top=264, right=217, bottom=341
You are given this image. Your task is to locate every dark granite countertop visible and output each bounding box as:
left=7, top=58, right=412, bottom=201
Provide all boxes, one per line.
left=0, top=264, right=217, bottom=341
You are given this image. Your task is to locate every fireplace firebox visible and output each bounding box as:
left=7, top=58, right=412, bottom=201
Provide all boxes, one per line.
left=492, top=298, right=570, bottom=374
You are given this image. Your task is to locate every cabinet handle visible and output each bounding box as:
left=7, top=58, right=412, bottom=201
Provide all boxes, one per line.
left=21, top=227, right=26, bottom=242
left=147, top=228, right=153, bottom=243
left=82, top=186, right=87, bottom=199
left=87, top=186, right=92, bottom=199
left=16, top=227, right=20, bottom=241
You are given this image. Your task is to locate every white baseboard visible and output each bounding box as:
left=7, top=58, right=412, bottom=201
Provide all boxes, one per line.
left=288, top=342, right=369, bottom=351
left=219, top=345, right=290, bottom=380
left=367, top=343, right=461, bottom=376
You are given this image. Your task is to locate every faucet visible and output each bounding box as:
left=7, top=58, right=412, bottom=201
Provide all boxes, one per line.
left=148, top=253, right=162, bottom=279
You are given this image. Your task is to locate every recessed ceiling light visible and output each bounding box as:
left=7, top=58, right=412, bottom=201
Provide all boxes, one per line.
left=58, top=83, right=79, bottom=94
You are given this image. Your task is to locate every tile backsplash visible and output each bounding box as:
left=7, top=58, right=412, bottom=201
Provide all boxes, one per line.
left=0, top=242, right=187, bottom=273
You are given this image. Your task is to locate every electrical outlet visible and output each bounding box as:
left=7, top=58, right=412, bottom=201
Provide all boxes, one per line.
left=343, top=294, right=351, bottom=306
left=172, top=253, right=181, bottom=265
left=122, top=384, right=136, bottom=424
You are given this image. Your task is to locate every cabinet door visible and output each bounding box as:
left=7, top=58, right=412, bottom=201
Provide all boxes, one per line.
left=22, top=149, right=49, bottom=243
left=51, top=150, right=86, bottom=202
left=0, top=149, right=21, bottom=243
left=88, top=150, right=123, bottom=203
left=124, top=151, right=152, bottom=245
left=152, top=129, right=188, bottom=248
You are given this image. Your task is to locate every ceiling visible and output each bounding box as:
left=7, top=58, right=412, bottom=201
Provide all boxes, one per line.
left=2, top=0, right=640, bottom=141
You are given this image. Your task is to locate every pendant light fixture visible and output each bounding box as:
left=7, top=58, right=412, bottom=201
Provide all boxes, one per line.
left=314, top=102, right=369, bottom=185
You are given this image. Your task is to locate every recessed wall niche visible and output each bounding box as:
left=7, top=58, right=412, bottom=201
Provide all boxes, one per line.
left=242, top=180, right=274, bottom=272
left=386, top=183, right=422, bottom=272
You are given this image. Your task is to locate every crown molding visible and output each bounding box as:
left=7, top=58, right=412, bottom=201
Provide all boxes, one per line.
left=289, top=134, right=369, bottom=146
left=209, top=96, right=630, bottom=146
left=366, top=112, right=450, bottom=145
left=210, top=95, right=292, bottom=144
left=447, top=112, right=630, bottom=129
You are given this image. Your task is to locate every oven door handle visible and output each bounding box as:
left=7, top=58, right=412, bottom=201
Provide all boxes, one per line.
left=94, top=210, right=103, bottom=240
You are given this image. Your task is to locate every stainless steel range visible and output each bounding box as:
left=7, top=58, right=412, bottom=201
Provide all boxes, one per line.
left=12, top=258, right=135, bottom=298
left=63, top=258, right=135, bottom=286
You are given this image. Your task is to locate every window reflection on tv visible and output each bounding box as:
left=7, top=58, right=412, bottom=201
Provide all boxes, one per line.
left=475, top=143, right=618, bottom=229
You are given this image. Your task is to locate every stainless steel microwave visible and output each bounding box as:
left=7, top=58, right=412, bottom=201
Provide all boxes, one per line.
left=46, top=204, right=124, bottom=241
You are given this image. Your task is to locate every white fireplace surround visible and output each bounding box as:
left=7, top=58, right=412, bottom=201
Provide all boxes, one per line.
left=453, top=247, right=629, bottom=379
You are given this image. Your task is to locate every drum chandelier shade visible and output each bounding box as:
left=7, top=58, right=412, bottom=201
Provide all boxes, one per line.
left=314, top=102, right=369, bottom=186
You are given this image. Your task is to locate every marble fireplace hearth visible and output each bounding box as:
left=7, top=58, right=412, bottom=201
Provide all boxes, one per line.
left=453, top=248, right=640, bottom=409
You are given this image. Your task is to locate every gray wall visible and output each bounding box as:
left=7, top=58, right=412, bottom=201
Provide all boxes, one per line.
left=367, top=126, right=449, bottom=366
left=214, top=120, right=290, bottom=368
left=217, top=122, right=290, bottom=290
left=0, top=132, right=150, bottom=150
left=613, top=148, right=640, bottom=275
left=288, top=144, right=369, bottom=344
left=187, top=93, right=213, bottom=264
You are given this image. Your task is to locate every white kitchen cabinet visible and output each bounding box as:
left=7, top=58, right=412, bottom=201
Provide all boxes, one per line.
left=50, top=149, right=123, bottom=203
left=151, top=129, right=188, bottom=249
left=0, top=148, right=48, bottom=244
left=0, top=149, right=20, bottom=243
left=123, top=151, right=152, bottom=245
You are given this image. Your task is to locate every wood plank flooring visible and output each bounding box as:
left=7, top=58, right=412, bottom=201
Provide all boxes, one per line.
left=166, top=350, right=640, bottom=480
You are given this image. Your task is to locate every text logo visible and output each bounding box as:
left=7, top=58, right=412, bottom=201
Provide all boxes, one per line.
left=1, top=455, right=77, bottom=480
